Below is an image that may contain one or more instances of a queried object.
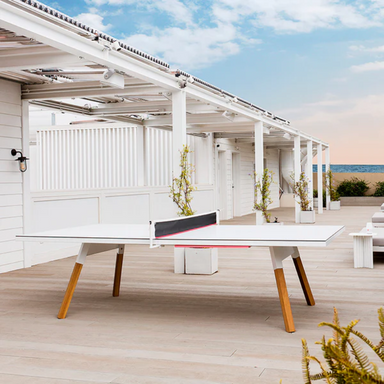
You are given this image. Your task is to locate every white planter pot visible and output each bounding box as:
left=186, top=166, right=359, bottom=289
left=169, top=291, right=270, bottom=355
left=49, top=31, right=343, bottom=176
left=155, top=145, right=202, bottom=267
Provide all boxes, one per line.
left=313, top=198, right=318, bottom=208
left=300, top=210, right=316, bottom=224
left=330, top=201, right=341, bottom=210
left=185, top=248, right=218, bottom=275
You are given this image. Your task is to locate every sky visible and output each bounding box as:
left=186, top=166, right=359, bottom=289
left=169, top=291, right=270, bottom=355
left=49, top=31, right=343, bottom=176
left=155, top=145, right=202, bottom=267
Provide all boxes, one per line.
left=44, top=0, right=384, bottom=164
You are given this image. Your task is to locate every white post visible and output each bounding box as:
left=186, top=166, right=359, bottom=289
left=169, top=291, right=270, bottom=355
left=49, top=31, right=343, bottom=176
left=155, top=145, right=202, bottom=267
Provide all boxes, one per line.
left=306, top=140, right=313, bottom=210
left=172, top=90, right=187, bottom=176
left=254, top=121, right=264, bottom=225
left=172, top=90, right=187, bottom=274
left=325, top=146, right=330, bottom=210
left=317, top=144, right=323, bottom=214
left=294, top=135, right=301, bottom=223
left=21, top=100, right=32, bottom=268
left=137, top=126, right=145, bottom=186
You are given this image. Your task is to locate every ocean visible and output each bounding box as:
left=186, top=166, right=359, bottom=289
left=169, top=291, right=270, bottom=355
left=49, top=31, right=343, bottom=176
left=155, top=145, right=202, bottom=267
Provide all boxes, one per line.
left=313, top=165, right=384, bottom=173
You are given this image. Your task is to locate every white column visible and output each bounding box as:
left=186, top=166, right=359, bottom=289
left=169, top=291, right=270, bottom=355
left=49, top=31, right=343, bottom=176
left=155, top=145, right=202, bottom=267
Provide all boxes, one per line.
left=317, top=144, right=323, bottom=214
left=325, top=146, right=330, bottom=210
left=254, top=121, right=264, bottom=225
left=294, top=135, right=301, bottom=223
left=136, top=127, right=145, bottom=186
left=21, top=100, right=32, bottom=268
left=172, top=90, right=187, bottom=176
left=306, top=140, right=313, bottom=210
left=172, top=90, right=187, bottom=274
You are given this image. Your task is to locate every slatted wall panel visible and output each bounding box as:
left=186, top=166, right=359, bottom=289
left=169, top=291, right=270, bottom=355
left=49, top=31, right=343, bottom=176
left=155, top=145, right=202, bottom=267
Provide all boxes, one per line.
left=0, top=79, right=24, bottom=273
left=145, top=127, right=172, bottom=186
left=37, top=126, right=138, bottom=190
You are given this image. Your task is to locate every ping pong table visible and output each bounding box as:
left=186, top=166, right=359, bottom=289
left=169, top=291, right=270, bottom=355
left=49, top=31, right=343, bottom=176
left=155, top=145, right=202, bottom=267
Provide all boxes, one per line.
left=17, top=211, right=344, bottom=333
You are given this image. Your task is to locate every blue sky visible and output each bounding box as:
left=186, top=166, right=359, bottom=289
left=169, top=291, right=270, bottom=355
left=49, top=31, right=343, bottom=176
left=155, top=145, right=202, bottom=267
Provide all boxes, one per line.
left=45, top=0, right=384, bottom=164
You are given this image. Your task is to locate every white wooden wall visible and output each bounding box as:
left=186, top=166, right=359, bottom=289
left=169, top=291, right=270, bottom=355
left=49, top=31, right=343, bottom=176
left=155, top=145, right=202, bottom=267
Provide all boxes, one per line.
left=37, top=126, right=139, bottom=190
left=238, top=142, right=255, bottom=216
left=33, top=126, right=211, bottom=191
left=28, top=126, right=214, bottom=266
left=265, top=148, right=280, bottom=210
left=215, top=139, right=281, bottom=220
left=145, top=127, right=171, bottom=186
left=0, top=79, right=24, bottom=273
left=30, top=187, right=215, bottom=265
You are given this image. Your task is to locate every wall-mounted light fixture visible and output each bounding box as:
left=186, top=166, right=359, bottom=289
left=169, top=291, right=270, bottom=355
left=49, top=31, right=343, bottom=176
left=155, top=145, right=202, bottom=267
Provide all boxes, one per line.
left=11, top=149, right=29, bottom=172
left=283, top=132, right=292, bottom=140
left=222, top=110, right=236, bottom=121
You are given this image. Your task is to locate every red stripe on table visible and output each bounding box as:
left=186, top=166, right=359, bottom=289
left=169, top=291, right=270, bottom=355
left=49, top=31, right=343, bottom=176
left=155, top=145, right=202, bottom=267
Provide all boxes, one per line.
left=174, top=245, right=250, bottom=248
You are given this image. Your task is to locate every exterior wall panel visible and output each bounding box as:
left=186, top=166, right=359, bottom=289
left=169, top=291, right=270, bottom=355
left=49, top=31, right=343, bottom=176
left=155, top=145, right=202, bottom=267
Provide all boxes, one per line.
left=0, top=79, right=23, bottom=272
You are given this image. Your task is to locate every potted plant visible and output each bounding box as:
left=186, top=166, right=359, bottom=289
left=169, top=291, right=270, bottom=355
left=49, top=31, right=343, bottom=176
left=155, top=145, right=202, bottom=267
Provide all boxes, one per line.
left=170, top=145, right=217, bottom=275
left=313, top=189, right=318, bottom=208
left=291, top=172, right=315, bottom=223
left=170, top=144, right=196, bottom=217
left=325, top=169, right=341, bottom=210
left=252, top=168, right=274, bottom=224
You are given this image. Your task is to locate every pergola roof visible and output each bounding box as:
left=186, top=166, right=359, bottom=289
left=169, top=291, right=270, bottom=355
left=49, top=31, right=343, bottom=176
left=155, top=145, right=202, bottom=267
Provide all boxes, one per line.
left=0, top=0, right=328, bottom=149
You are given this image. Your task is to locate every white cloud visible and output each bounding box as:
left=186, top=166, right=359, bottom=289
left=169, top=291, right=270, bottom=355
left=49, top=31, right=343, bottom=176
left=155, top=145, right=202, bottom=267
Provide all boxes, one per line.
left=85, top=0, right=194, bottom=25
left=123, top=23, right=260, bottom=70
left=75, top=11, right=112, bottom=31
left=214, top=0, right=381, bottom=33
left=78, top=0, right=384, bottom=70
left=350, top=61, right=384, bottom=72
left=350, top=44, right=384, bottom=53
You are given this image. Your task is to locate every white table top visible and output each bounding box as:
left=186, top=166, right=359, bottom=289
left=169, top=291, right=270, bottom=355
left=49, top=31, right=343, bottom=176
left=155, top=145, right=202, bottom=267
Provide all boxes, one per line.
left=17, top=224, right=345, bottom=247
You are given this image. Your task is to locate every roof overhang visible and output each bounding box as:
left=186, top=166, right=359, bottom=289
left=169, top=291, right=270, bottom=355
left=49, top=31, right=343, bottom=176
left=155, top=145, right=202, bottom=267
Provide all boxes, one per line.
left=0, top=0, right=329, bottom=149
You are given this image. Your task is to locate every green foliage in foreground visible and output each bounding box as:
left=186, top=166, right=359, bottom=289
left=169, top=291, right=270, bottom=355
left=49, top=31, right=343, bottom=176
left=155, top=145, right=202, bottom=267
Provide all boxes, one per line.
left=302, top=307, right=384, bottom=384
left=325, top=170, right=341, bottom=201
left=336, top=177, right=370, bottom=197
left=373, top=182, right=384, bottom=197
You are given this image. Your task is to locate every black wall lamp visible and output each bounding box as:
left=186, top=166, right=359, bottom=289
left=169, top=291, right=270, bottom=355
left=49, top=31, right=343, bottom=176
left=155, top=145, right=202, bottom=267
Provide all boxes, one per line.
left=11, top=149, right=29, bottom=172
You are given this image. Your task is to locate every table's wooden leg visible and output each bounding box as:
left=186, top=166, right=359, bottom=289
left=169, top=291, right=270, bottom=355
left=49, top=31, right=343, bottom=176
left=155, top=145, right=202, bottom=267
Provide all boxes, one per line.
left=57, top=262, right=83, bottom=319
left=274, top=268, right=295, bottom=333
left=113, top=251, right=124, bottom=297
left=293, top=256, right=315, bottom=306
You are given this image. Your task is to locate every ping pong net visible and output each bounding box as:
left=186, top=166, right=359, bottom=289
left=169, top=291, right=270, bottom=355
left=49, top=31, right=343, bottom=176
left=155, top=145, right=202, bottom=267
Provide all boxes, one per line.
left=149, top=211, right=218, bottom=248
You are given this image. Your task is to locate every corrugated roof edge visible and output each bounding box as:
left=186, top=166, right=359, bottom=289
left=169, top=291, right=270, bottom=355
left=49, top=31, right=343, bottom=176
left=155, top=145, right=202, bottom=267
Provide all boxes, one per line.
left=176, top=69, right=289, bottom=124
left=18, top=0, right=170, bottom=68
left=15, top=0, right=290, bottom=125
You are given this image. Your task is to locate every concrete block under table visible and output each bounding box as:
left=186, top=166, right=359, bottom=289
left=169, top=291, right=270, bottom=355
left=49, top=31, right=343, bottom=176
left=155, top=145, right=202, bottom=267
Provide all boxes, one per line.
left=185, top=248, right=218, bottom=275
left=174, top=247, right=219, bottom=274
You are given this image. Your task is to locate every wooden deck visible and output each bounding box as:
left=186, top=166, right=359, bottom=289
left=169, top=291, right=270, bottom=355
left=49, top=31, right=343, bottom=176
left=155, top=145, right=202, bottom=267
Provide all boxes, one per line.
left=0, top=206, right=383, bottom=383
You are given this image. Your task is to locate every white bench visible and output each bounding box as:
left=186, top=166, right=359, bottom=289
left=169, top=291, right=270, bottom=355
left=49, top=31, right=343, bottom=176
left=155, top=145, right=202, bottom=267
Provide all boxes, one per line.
left=350, top=224, right=384, bottom=268
left=372, top=212, right=384, bottom=227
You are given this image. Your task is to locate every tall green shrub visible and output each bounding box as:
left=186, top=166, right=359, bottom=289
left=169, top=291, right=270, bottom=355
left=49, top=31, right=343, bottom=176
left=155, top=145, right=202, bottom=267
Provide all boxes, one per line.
left=325, top=170, right=340, bottom=201
left=373, top=182, right=384, bottom=197
left=253, top=168, right=274, bottom=223
left=336, top=177, right=369, bottom=197
left=291, top=172, right=311, bottom=211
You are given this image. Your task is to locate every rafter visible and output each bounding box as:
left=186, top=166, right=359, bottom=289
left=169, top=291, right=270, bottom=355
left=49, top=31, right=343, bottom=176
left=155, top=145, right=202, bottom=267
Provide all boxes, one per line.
left=0, top=46, right=88, bottom=71
left=22, top=82, right=165, bottom=100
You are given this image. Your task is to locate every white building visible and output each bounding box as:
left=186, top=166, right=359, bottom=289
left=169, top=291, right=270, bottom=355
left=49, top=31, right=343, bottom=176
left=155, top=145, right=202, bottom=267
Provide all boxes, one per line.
left=0, top=0, right=330, bottom=273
